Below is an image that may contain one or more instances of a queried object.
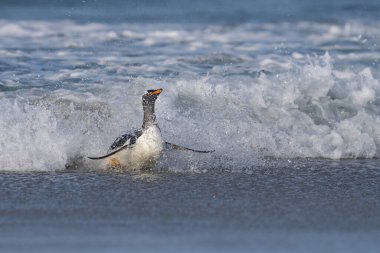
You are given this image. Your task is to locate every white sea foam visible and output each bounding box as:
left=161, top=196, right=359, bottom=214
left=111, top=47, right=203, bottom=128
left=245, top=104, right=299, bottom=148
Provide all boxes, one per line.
left=0, top=99, right=67, bottom=170
left=0, top=20, right=380, bottom=171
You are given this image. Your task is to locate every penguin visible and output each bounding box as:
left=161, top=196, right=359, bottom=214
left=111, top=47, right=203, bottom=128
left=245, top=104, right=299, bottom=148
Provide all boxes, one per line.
left=88, top=88, right=213, bottom=170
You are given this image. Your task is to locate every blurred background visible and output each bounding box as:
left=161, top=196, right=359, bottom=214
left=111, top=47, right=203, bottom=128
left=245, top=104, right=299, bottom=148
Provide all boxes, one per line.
left=0, top=0, right=379, bottom=24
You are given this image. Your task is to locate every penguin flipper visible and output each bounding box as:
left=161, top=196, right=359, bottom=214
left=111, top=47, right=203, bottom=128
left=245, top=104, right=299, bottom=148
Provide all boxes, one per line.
left=165, top=142, right=214, bottom=153
left=88, top=144, right=130, bottom=160
left=88, top=131, right=140, bottom=160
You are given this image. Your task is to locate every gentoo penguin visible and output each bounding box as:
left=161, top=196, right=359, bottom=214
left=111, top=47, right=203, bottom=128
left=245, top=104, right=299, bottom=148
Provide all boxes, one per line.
left=88, top=88, right=213, bottom=170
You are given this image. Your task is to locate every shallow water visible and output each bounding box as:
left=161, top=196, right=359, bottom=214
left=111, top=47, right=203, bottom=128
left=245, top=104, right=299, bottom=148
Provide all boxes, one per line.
left=1, top=159, right=380, bottom=253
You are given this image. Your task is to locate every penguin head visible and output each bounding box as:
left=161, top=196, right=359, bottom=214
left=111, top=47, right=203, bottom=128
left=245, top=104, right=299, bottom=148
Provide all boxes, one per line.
left=142, top=88, right=163, bottom=107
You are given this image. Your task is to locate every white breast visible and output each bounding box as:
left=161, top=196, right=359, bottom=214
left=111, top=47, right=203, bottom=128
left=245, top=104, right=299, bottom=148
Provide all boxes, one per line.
left=109, top=125, right=164, bottom=170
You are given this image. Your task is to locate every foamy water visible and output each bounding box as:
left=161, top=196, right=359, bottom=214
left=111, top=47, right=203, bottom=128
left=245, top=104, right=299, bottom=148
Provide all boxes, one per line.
left=1, top=20, right=380, bottom=171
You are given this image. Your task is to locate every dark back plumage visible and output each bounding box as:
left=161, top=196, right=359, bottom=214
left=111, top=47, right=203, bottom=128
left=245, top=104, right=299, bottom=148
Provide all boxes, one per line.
left=108, top=130, right=142, bottom=152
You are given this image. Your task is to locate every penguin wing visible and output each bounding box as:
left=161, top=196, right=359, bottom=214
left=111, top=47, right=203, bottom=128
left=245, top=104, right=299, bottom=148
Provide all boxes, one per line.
left=109, top=133, right=137, bottom=151
left=87, top=144, right=131, bottom=160
left=88, top=131, right=142, bottom=160
left=165, top=142, right=214, bottom=153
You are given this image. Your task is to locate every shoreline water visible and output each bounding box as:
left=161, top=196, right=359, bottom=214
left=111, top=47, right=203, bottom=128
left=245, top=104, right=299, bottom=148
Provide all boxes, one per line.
left=1, top=161, right=380, bottom=252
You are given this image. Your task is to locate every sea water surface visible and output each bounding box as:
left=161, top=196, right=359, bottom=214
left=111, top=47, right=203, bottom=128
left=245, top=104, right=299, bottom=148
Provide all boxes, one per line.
left=0, top=0, right=380, bottom=252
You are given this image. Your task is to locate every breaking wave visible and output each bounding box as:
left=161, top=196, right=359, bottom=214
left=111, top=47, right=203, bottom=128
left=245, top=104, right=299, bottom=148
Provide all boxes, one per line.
left=0, top=20, right=380, bottom=171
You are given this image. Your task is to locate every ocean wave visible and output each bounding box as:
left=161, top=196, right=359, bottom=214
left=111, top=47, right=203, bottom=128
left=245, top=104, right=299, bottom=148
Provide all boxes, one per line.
left=0, top=20, right=380, bottom=171
left=1, top=54, right=379, bottom=172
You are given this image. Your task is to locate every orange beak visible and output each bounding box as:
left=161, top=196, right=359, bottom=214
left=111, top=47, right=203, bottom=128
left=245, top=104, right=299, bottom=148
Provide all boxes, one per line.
left=150, top=88, right=163, bottom=95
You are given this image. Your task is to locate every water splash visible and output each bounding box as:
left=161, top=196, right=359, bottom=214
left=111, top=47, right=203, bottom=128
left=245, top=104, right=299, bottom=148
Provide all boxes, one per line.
left=0, top=20, right=380, bottom=171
